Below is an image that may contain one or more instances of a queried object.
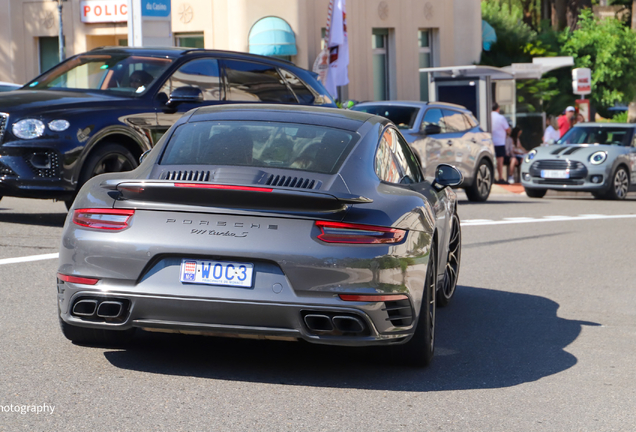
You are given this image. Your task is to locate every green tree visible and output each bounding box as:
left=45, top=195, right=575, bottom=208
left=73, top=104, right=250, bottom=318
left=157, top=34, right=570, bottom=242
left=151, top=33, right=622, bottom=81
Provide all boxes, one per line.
left=562, top=9, right=636, bottom=116
left=481, top=1, right=561, bottom=112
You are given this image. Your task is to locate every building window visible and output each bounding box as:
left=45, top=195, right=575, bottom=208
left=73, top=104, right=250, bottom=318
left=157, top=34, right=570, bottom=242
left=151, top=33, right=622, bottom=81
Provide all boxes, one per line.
left=175, top=33, right=204, bottom=49
left=372, top=29, right=389, bottom=101
left=321, top=28, right=327, bottom=50
left=419, top=30, right=433, bottom=101
left=39, top=37, right=59, bottom=73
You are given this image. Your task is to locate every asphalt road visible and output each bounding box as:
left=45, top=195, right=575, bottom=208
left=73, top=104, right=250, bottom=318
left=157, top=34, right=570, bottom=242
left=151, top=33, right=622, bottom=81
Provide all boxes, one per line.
left=1, top=189, right=635, bottom=431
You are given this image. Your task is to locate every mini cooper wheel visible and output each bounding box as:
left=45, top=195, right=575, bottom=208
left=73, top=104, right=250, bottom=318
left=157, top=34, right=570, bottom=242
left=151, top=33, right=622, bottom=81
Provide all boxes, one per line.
left=465, top=160, right=492, bottom=202
left=59, top=315, right=135, bottom=346
left=524, top=187, right=547, bottom=198
left=605, top=166, right=629, bottom=200
left=394, top=241, right=437, bottom=367
left=437, top=213, right=461, bottom=307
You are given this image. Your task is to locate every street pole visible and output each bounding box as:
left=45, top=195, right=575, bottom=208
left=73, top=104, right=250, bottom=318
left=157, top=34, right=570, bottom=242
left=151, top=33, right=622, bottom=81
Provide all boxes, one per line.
left=57, top=0, right=65, bottom=62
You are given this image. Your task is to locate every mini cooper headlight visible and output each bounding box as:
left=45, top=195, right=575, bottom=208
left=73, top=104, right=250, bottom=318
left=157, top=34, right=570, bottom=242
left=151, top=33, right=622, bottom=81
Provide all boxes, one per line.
left=12, top=119, right=45, bottom=139
left=525, top=149, right=537, bottom=163
left=48, top=119, right=70, bottom=132
left=589, top=151, right=607, bottom=165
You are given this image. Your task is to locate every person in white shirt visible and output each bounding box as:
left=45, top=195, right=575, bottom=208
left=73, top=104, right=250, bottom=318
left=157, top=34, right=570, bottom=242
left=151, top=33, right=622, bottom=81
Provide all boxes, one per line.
left=491, top=103, right=511, bottom=184
left=542, top=115, right=560, bottom=145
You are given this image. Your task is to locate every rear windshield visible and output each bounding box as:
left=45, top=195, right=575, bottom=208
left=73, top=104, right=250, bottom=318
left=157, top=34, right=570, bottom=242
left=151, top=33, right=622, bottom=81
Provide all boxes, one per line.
left=558, top=126, right=634, bottom=146
left=353, top=105, right=419, bottom=130
left=160, top=121, right=358, bottom=174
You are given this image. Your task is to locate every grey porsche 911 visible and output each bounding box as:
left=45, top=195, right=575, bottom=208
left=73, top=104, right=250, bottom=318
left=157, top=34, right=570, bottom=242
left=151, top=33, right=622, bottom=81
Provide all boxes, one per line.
left=57, top=104, right=463, bottom=367
left=521, top=123, right=636, bottom=199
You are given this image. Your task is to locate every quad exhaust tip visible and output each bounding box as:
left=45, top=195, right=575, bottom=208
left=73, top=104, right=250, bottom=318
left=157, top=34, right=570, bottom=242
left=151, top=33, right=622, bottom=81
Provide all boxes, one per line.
left=332, top=316, right=364, bottom=333
left=71, top=298, right=127, bottom=321
left=303, top=313, right=367, bottom=335
left=304, top=314, right=334, bottom=332
left=72, top=299, right=98, bottom=317
left=96, top=301, right=124, bottom=318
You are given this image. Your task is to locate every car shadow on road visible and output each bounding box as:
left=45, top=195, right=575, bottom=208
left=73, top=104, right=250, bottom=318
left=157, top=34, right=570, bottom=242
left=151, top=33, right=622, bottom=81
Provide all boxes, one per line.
left=0, top=212, right=66, bottom=227
left=103, top=286, right=599, bottom=391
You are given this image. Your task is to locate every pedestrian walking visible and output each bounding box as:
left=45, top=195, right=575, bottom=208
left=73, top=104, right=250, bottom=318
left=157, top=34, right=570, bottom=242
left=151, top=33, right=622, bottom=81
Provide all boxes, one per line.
left=558, top=106, right=576, bottom=138
left=491, top=102, right=511, bottom=184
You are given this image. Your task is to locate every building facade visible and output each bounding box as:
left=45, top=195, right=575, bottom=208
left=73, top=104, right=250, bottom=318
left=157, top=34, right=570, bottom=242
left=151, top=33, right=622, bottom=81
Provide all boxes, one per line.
left=0, top=0, right=482, bottom=102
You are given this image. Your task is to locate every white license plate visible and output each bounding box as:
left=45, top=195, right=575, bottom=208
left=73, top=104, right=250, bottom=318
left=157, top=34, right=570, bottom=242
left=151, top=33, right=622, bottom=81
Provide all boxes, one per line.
left=180, top=259, right=254, bottom=288
left=541, top=170, right=569, bottom=179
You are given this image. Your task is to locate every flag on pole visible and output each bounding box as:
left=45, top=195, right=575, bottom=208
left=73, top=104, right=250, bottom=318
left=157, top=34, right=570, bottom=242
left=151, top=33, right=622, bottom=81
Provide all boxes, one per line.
left=324, top=0, right=349, bottom=99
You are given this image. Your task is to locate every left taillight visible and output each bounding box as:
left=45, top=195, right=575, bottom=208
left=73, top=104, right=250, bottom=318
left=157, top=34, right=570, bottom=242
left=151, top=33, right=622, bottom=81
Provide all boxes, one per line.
left=57, top=273, right=100, bottom=285
left=72, top=208, right=135, bottom=231
left=315, top=221, right=406, bottom=244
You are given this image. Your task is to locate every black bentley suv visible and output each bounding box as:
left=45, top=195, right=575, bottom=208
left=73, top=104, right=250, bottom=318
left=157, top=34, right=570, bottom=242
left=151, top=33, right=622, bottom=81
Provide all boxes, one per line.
left=0, top=47, right=335, bottom=207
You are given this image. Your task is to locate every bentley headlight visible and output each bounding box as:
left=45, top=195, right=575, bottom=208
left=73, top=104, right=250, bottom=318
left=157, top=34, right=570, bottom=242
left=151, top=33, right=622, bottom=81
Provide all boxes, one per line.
left=12, top=119, right=45, bottom=139
left=525, top=149, right=537, bottom=164
left=589, top=151, right=607, bottom=165
left=48, top=119, right=70, bottom=132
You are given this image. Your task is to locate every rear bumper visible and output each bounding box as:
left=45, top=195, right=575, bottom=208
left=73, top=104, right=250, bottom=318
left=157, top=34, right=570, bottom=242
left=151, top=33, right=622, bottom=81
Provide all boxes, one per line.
left=57, top=283, right=415, bottom=347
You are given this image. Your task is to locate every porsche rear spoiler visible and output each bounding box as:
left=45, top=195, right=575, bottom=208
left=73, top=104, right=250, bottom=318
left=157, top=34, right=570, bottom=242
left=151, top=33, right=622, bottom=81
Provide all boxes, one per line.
left=102, top=180, right=372, bottom=212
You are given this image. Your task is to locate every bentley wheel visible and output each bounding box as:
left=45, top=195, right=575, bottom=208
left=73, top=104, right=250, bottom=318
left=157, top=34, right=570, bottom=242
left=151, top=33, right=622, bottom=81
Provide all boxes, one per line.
left=465, top=160, right=492, bottom=202
left=437, top=213, right=461, bottom=307
left=394, top=241, right=437, bottom=367
left=85, top=143, right=137, bottom=179
left=67, top=143, right=138, bottom=210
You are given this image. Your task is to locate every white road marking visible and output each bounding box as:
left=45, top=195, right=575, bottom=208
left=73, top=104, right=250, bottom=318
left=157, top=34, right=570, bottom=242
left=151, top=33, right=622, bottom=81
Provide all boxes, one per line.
left=463, top=214, right=636, bottom=227
left=0, top=253, right=59, bottom=266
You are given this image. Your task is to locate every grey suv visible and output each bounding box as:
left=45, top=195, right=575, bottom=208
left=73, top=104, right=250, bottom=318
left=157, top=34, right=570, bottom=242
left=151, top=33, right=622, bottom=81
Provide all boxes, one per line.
left=353, top=101, right=495, bottom=201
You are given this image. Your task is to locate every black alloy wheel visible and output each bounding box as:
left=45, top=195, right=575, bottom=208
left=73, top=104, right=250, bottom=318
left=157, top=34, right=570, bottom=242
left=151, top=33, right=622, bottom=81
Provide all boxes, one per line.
left=437, top=213, right=461, bottom=307
left=65, top=143, right=138, bottom=210
left=465, top=160, right=492, bottom=202
left=394, top=241, right=437, bottom=367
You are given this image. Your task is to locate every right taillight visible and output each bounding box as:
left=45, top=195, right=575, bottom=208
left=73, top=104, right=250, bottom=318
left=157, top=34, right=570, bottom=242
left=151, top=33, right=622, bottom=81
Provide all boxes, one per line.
left=73, top=208, right=135, bottom=231
left=315, top=221, right=406, bottom=244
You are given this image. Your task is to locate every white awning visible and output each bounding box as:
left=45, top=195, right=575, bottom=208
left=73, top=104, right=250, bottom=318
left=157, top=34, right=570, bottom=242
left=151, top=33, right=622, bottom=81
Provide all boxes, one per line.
left=501, top=56, right=574, bottom=79
left=418, top=65, right=514, bottom=80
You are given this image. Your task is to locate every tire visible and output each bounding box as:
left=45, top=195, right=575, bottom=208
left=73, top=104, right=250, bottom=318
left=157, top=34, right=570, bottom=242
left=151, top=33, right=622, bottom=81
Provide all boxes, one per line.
left=66, top=143, right=138, bottom=209
left=603, top=166, right=629, bottom=200
left=524, top=187, right=547, bottom=198
left=465, top=160, right=492, bottom=202
left=393, top=241, right=437, bottom=367
left=437, top=213, right=461, bottom=307
left=59, top=316, right=135, bottom=346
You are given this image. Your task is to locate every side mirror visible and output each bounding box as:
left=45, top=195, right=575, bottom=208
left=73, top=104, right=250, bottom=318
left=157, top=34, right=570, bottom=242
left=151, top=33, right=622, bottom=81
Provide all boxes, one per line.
left=167, top=86, right=204, bottom=106
left=422, top=124, right=441, bottom=136
left=139, top=149, right=151, bottom=164
left=433, top=163, right=463, bottom=189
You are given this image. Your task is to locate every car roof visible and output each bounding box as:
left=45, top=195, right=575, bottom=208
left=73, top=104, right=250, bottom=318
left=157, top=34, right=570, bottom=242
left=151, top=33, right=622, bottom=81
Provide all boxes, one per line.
left=187, top=104, right=382, bottom=132
left=88, top=46, right=299, bottom=67
left=573, top=122, right=636, bottom=128
left=354, top=100, right=468, bottom=110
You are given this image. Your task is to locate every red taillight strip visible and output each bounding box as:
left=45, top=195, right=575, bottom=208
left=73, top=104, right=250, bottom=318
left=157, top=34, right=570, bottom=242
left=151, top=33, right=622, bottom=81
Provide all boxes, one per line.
left=339, top=294, right=409, bottom=302
left=57, top=273, right=100, bottom=285
left=174, top=183, right=273, bottom=192
left=72, top=208, right=135, bottom=231
left=315, top=221, right=406, bottom=244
